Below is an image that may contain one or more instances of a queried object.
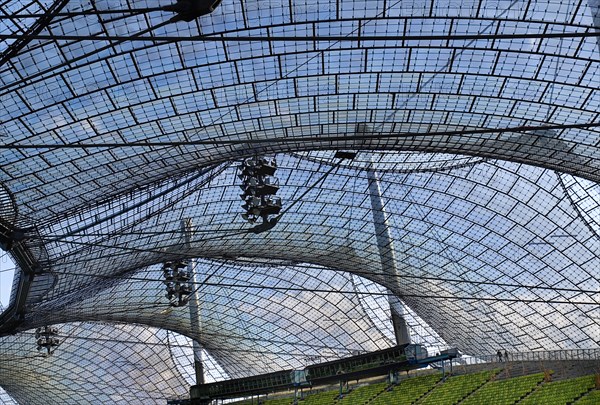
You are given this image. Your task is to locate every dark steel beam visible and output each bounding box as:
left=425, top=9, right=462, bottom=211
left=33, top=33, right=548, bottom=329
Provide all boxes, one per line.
left=0, top=30, right=599, bottom=42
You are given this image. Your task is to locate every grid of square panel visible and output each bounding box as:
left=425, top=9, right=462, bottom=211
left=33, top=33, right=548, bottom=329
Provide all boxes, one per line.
left=16, top=153, right=600, bottom=355
left=0, top=322, right=190, bottom=404
left=0, top=0, right=597, bottom=227
left=0, top=0, right=599, bottom=403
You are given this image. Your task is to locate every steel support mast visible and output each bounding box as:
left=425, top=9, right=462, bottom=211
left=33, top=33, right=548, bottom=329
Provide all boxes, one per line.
left=366, top=164, right=410, bottom=345
left=182, top=218, right=205, bottom=385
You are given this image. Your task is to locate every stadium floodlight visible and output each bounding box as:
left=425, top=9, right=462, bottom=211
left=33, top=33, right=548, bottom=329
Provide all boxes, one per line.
left=162, top=260, right=193, bottom=307
left=255, top=157, right=278, bottom=176
left=163, top=0, right=223, bottom=22
left=238, top=157, right=282, bottom=226
left=35, top=326, right=59, bottom=355
left=259, top=176, right=280, bottom=196
left=262, top=196, right=283, bottom=216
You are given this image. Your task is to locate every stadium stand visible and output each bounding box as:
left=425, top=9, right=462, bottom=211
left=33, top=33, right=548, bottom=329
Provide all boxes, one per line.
left=369, top=373, right=442, bottom=405
left=336, top=382, right=388, bottom=404
left=263, top=397, right=294, bottom=405
left=519, top=375, right=597, bottom=405
left=230, top=368, right=600, bottom=405
left=575, top=389, right=600, bottom=404
left=461, top=373, right=545, bottom=405
left=419, top=370, right=498, bottom=405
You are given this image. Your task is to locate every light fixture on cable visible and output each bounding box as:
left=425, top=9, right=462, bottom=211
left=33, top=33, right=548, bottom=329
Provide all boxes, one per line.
left=35, top=326, right=59, bottom=355
left=163, top=260, right=192, bottom=307
left=163, top=0, right=223, bottom=22
left=239, top=157, right=282, bottom=226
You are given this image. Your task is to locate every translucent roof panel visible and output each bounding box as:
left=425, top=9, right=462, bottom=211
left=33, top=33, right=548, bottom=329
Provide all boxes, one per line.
left=0, top=322, right=190, bottom=404
left=0, top=0, right=599, bottom=403
left=0, top=386, right=18, bottom=405
left=29, top=259, right=398, bottom=377
left=12, top=154, right=600, bottom=353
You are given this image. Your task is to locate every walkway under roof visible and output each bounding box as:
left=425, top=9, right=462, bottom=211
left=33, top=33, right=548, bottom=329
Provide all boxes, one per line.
left=0, top=0, right=599, bottom=403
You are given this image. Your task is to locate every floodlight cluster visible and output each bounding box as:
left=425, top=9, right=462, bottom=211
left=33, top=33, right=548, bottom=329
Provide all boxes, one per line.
left=239, top=157, right=283, bottom=224
left=163, top=0, right=223, bottom=22
left=163, top=260, right=193, bottom=307
left=35, top=326, right=59, bottom=355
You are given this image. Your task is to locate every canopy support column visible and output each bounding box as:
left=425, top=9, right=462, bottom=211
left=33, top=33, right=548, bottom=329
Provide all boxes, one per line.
left=367, top=166, right=410, bottom=346
left=183, top=218, right=205, bottom=385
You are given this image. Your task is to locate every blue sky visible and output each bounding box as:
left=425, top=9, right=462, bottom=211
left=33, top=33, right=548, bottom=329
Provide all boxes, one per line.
left=0, top=252, right=14, bottom=308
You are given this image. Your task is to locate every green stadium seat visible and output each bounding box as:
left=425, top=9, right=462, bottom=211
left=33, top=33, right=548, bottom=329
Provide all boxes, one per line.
left=460, top=372, right=545, bottom=405
left=231, top=371, right=600, bottom=405
left=336, top=382, right=388, bottom=404
left=419, top=370, right=498, bottom=405
left=575, top=389, right=600, bottom=405
left=519, top=375, right=596, bottom=405
left=299, top=390, right=338, bottom=405
left=370, top=374, right=443, bottom=405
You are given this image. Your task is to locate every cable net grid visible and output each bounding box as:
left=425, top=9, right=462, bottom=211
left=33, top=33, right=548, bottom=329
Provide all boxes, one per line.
left=0, top=0, right=599, bottom=403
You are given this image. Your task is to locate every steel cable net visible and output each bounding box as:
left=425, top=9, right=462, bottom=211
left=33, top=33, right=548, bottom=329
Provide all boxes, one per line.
left=24, top=155, right=600, bottom=350
left=0, top=322, right=190, bottom=404
left=0, top=0, right=599, bottom=403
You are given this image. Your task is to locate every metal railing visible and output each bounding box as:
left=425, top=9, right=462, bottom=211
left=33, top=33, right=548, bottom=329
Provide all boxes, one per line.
left=454, top=348, right=600, bottom=366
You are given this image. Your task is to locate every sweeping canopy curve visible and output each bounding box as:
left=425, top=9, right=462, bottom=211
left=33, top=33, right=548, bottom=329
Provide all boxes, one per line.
left=0, top=0, right=599, bottom=403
